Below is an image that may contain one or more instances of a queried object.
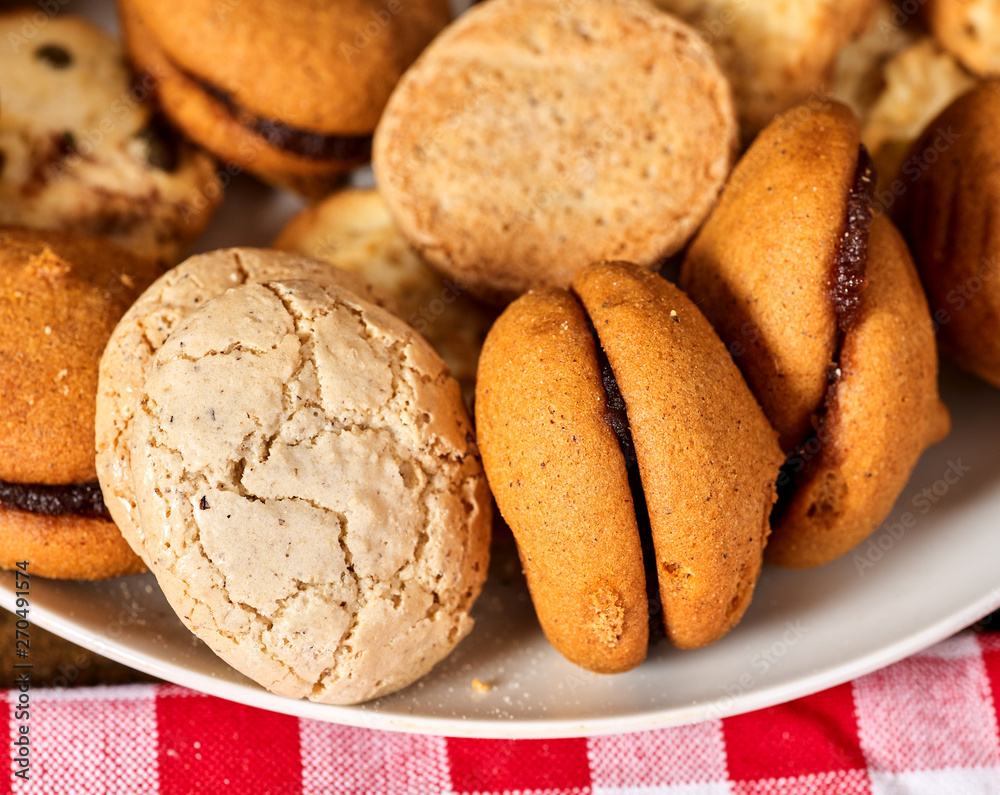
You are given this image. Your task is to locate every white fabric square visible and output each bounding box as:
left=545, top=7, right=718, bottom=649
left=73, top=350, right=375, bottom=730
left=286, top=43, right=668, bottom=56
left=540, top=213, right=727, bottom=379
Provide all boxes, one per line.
left=854, top=648, right=1000, bottom=773
left=731, top=769, right=870, bottom=795
left=870, top=766, right=1000, bottom=795
left=589, top=721, right=729, bottom=789
left=918, top=633, right=982, bottom=661
left=593, top=783, right=733, bottom=795
left=300, top=720, right=451, bottom=795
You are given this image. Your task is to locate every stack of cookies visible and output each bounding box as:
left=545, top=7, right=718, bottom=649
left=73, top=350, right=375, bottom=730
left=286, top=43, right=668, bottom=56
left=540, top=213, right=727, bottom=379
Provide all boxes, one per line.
left=3, top=0, right=999, bottom=694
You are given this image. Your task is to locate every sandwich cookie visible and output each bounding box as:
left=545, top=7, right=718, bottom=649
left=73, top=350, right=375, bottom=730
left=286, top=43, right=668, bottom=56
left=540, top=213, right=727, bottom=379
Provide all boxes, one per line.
left=476, top=262, right=782, bottom=673
left=895, top=80, right=1000, bottom=389
left=119, top=0, right=451, bottom=198
left=681, top=100, right=950, bottom=567
left=0, top=227, right=160, bottom=579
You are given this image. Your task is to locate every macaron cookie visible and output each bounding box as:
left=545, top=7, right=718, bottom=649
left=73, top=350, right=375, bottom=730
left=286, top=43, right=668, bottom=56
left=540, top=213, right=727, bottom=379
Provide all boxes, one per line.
left=680, top=99, right=950, bottom=567
left=128, top=278, right=490, bottom=704
left=273, top=188, right=498, bottom=408
left=97, top=248, right=393, bottom=567
left=118, top=0, right=451, bottom=198
left=0, top=227, right=161, bottom=579
left=374, top=0, right=738, bottom=303
left=476, top=262, right=782, bottom=672
left=894, top=80, right=1000, bottom=389
left=0, top=12, right=221, bottom=265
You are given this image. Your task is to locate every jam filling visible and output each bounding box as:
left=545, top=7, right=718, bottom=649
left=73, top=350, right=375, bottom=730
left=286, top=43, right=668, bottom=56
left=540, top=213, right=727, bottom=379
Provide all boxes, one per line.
left=832, top=145, right=876, bottom=333
left=585, top=316, right=664, bottom=642
left=773, top=145, right=877, bottom=521
left=0, top=480, right=111, bottom=520
left=193, top=75, right=372, bottom=162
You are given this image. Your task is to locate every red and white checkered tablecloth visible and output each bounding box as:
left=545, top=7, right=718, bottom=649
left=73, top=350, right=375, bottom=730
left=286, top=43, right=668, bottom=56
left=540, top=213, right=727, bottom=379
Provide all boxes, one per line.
left=5, top=631, right=1000, bottom=794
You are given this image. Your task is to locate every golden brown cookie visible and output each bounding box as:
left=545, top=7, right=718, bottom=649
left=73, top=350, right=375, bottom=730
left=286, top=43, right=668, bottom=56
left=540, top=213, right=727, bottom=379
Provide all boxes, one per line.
left=474, top=288, right=648, bottom=674
left=0, top=12, right=221, bottom=265
left=894, top=80, right=1000, bottom=389
left=97, top=248, right=393, bottom=567
left=767, top=217, right=951, bottom=566
left=681, top=100, right=950, bottom=568
left=273, top=188, right=497, bottom=408
left=681, top=101, right=862, bottom=452
left=119, top=0, right=450, bottom=198
left=0, top=227, right=160, bottom=579
left=374, top=0, right=737, bottom=303
left=476, top=262, right=782, bottom=672
left=653, top=0, right=876, bottom=137
left=929, top=0, right=1000, bottom=76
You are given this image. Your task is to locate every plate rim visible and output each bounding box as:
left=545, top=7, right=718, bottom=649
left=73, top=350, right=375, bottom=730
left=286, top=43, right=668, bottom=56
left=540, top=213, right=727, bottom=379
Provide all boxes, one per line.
left=2, top=574, right=996, bottom=739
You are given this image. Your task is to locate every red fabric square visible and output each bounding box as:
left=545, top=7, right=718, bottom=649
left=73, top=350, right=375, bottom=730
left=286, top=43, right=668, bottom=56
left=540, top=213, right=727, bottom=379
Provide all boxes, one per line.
left=446, top=737, right=590, bottom=793
left=157, top=689, right=302, bottom=795
left=723, top=683, right=866, bottom=781
left=2, top=692, right=12, bottom=795
left=979, top=633, right=1000, bottom=727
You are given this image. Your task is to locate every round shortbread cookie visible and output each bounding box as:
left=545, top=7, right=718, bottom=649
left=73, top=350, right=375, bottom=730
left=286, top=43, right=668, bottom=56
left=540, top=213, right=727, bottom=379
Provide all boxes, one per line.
left=128, top=279, right=490, bottom=704
left=97, top=248, right=394, bottom=566
left=274, top=188, right=497, bottom=407
left=373, top=0, right=737, bottom=302
left=0, top=12, right=220, bottom=265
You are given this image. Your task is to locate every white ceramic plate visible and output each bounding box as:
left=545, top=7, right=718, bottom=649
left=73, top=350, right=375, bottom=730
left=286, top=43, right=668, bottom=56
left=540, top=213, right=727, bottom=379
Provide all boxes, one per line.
left=4, top=0, right=1000, bottom=740
left=2, top=365, right=999, bottom=738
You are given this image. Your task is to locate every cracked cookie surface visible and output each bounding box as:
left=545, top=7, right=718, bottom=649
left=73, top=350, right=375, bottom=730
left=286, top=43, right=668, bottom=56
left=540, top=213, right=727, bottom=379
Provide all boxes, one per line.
left=128, top=279, right=490, bottom=704
left=97, top=247, right=394, bottom=567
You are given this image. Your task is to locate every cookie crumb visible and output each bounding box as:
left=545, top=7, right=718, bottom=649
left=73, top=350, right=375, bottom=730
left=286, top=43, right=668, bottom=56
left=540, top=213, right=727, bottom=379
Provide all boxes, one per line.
left=471, top=678, right=491, bottom=693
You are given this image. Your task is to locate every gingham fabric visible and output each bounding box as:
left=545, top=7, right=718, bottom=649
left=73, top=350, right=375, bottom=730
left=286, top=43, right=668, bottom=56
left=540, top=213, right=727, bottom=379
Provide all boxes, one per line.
left=5, top=631, right=1000, bottom=795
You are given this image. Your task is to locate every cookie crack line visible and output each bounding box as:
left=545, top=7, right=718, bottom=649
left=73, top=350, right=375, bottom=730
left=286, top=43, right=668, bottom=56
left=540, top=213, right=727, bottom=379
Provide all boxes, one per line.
left=229, top=249, right=251, bottom=285
left=139, top=383, right=432, bottom=694
left=260, top=280, right=471, bottom=466
left=133, top=278, right=486, bottom=700
left=150, top=468, right=323, bottom=688
left=170, top=340, right=277, bottom=362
